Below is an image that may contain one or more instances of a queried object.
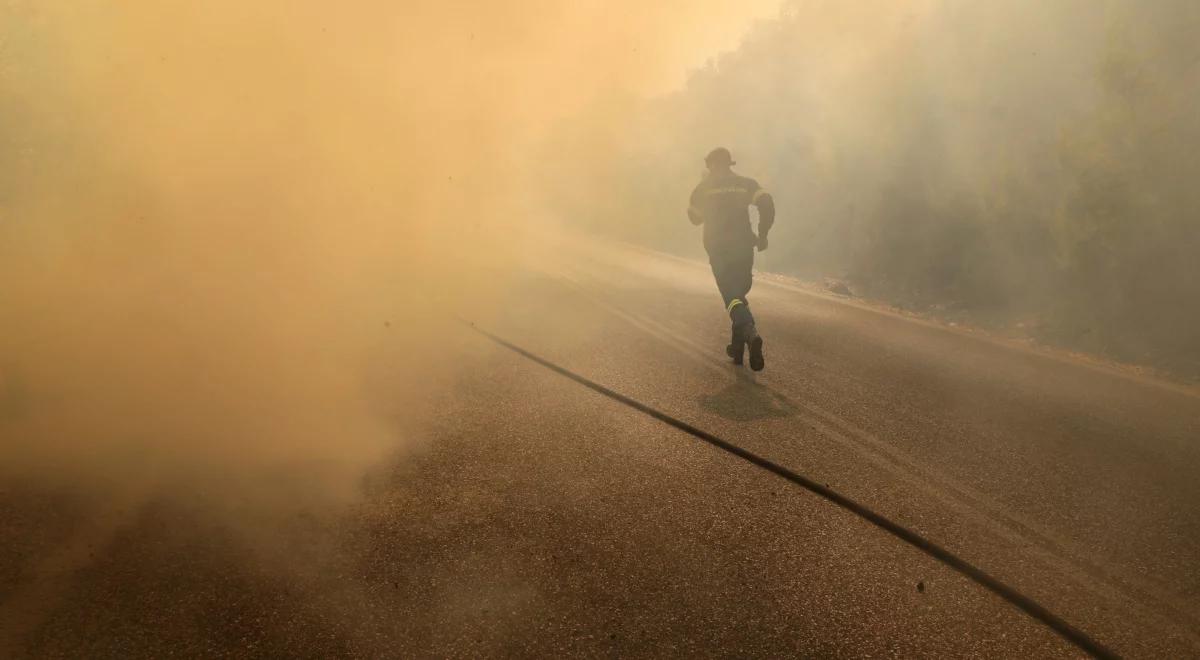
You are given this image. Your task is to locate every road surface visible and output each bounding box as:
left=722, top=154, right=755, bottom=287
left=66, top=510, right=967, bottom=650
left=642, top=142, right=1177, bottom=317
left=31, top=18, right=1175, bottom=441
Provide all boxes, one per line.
left=4, top=239, right=1200, bottom=657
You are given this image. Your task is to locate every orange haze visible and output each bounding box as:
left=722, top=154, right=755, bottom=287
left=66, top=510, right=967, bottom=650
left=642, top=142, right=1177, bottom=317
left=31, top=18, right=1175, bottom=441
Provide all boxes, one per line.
left=0, top=2, right=780, bottom=504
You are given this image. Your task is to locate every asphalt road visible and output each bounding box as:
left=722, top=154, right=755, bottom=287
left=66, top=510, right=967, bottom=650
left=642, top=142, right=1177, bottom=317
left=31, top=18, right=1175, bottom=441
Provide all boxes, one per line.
left=4, top=240, right=1200, bottom=657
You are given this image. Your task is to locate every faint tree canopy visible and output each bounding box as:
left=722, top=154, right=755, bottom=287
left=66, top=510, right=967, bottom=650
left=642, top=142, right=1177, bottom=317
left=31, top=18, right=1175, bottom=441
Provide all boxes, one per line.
left=545, top=0, right=1200, bottom=378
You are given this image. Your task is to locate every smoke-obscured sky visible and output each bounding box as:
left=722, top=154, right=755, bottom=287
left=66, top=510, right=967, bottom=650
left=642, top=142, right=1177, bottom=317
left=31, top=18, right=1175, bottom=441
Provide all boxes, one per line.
left=0, top=1, right=785, bottom=505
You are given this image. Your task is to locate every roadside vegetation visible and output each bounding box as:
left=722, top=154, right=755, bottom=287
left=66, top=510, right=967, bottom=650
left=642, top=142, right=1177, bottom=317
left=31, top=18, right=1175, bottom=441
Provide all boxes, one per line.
left=549, top=1, right=1200, bottom=380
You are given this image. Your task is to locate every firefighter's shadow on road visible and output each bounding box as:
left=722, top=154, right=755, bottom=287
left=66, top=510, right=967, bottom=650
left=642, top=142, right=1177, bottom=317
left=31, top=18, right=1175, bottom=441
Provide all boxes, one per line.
left=698, top=370, right=797, bottom=423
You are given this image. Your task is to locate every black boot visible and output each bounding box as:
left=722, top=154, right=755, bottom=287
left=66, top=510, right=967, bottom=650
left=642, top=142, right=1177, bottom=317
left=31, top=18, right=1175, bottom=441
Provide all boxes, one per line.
left=726, top=325, right=745, bottom=365
left=738, top=322, right=765, bottom=372
left=748, top=334, right=765, bottom=371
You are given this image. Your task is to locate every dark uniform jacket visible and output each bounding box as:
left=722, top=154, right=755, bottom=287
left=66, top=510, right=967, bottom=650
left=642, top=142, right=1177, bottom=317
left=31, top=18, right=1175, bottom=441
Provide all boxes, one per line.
left=687, top=171, right=775, bottom=257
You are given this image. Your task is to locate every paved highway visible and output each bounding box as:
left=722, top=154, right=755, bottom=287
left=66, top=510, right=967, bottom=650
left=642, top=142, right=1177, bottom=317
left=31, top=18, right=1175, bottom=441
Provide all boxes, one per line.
left=4, top=240, right=1199, bottom=657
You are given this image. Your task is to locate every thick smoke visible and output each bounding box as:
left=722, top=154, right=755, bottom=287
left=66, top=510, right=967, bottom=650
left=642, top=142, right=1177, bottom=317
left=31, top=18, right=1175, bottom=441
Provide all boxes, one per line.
left=0, top=1, right=781, bottom=505
left=554, top=0, right=1200, bottom=377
